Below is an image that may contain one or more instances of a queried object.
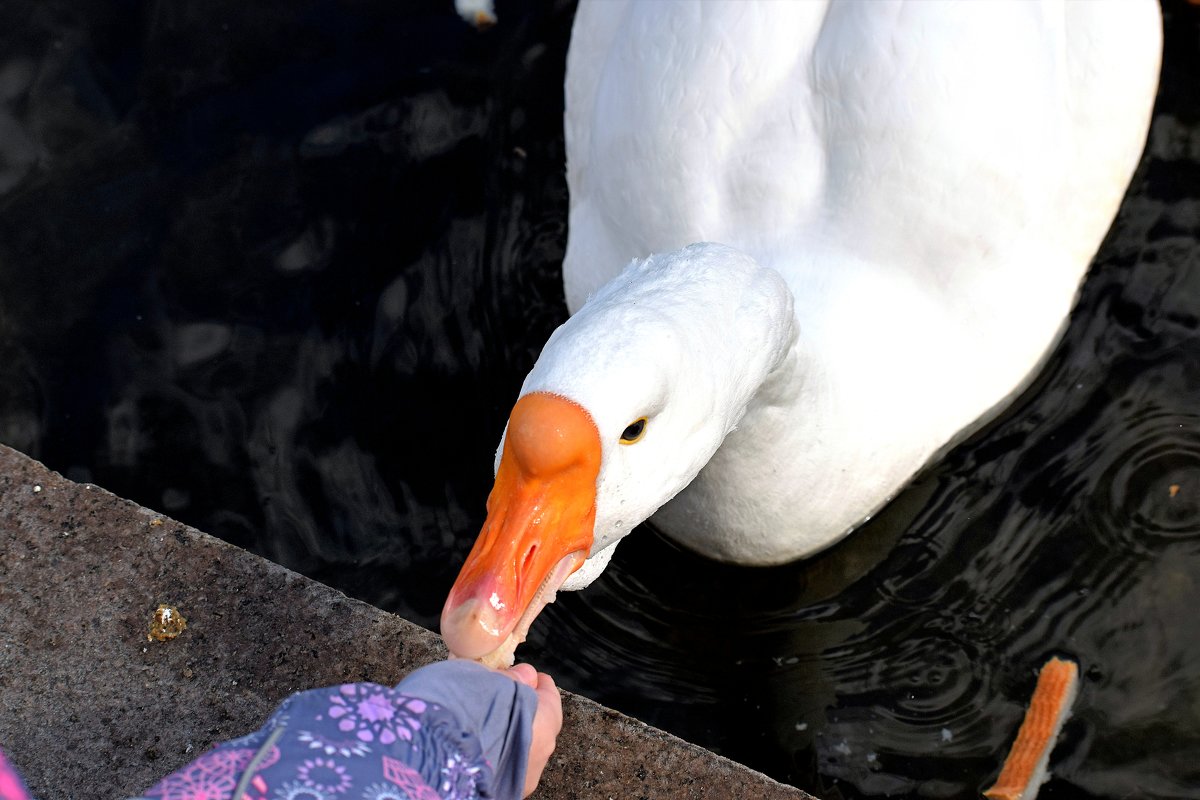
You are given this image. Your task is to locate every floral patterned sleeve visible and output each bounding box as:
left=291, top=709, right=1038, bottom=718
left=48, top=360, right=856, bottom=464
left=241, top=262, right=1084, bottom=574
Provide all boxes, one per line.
left=132, top=661, right=536, bottom=800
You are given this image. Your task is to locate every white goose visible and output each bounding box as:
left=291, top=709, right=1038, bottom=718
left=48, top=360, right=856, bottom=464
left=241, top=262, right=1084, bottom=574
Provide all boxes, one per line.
left=442, top=0, right=1162, bottom=666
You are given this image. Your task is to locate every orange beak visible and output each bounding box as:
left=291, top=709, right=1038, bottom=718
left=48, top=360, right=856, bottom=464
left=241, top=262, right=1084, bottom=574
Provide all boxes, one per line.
left=440, top=391, right=601, bottom=663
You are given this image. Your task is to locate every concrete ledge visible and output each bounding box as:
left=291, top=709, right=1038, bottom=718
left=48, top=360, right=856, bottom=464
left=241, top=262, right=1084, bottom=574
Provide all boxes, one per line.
left=0, top=444, right=811, bottom=799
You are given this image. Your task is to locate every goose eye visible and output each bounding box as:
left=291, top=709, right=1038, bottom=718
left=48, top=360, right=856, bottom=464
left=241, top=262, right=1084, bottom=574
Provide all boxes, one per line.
left=620, top=417, right=647, bottom=444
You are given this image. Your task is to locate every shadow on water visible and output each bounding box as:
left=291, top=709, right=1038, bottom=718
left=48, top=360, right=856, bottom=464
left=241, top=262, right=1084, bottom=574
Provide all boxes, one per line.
left=1, top=1, right=1199, bottom=798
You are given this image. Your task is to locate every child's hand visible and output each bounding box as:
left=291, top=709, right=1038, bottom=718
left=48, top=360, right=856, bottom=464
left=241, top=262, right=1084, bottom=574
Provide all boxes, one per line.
left=504, top=664, right=563, bottom=797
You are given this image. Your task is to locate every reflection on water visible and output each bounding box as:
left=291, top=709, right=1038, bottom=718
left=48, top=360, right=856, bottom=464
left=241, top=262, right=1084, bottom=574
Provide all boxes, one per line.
left=1, top=1, right=1199, bottom=798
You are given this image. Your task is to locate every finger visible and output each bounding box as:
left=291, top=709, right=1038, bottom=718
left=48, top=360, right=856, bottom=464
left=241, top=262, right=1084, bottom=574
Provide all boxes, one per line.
left=505, top=663, right=538, bottom=688
left=534, top=673, right=563, bottom=727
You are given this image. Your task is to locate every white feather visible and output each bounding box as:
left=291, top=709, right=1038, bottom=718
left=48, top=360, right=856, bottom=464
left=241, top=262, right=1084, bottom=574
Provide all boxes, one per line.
left=520, top=0, right=1161, bottom=583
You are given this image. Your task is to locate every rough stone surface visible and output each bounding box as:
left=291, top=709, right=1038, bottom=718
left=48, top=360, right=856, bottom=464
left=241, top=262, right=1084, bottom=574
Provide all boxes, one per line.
left=0, top=444, right=812, bottom=800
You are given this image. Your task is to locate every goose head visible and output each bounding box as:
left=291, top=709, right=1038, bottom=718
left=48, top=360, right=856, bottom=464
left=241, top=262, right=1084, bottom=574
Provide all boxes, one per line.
left=440, top=242, right=797, bottom=665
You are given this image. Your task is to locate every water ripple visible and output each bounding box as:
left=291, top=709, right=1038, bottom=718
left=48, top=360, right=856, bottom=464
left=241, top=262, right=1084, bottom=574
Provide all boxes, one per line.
left=1091, top=407, right=1200, bottom=553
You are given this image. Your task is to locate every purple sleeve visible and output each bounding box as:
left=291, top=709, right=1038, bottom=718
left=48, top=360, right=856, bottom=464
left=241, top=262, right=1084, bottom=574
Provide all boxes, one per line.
left=396, top=660, right=536, bottom=800
left=134, top=662, right=534, bottom=800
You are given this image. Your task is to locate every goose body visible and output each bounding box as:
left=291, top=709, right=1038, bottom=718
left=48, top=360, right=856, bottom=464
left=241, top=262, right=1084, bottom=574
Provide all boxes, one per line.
left=442, top=0, right=1162, bottom=665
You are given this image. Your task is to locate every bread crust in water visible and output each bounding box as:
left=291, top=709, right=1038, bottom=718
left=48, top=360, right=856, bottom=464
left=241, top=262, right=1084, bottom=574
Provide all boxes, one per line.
left=984, top=657, right=1080, bottom=800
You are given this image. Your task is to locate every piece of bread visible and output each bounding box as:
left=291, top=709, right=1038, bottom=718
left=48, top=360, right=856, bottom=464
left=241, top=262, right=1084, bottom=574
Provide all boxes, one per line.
left=476, top=637, right=518, bottom=670
left=984, top=657, right=1080, bottom=800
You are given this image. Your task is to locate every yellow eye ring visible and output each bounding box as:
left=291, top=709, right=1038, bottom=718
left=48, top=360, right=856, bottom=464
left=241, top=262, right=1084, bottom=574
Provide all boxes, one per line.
left=620, top=417, right=648, bottom=444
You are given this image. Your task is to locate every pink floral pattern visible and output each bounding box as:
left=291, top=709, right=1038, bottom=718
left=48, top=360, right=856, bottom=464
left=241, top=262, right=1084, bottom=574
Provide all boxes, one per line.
left=326, top=685, right=424, bottom=745
left=381, top=755, right=441, bottom=800
left=134, top=684, right=489, bottom=799
left=25, top=675, right=504, bottom=800
left=145, top=746, right=279, bottom=800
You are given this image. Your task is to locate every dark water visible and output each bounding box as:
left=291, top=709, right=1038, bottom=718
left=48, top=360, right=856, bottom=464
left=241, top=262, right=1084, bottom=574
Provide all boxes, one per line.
left=2, top=2, right=1199, bottom=798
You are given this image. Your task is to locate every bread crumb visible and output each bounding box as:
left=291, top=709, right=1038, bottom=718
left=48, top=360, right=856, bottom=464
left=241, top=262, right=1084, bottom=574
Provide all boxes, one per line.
left=148, top=604, right=187, bottom=641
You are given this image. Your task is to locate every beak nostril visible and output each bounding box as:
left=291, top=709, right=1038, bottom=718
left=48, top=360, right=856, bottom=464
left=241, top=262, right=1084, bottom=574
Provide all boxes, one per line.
left=522, top=544, right=538, bottom=576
